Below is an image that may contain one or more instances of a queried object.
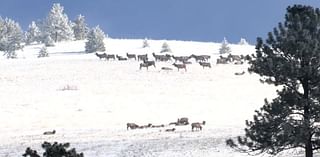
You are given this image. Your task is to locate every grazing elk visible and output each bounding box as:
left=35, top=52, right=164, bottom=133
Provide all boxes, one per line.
left=227, top=54, right=242, bottom=62
left=106, top=54, right=116, bottom=60
left=216, top=58, right=229, bottom=64
left=127, top=123, right=139, bottom=130
left=116, top=55, right=128, bottom=61
left=140, top=62, right=155, bottom=70
left=126, top=53, right=137, bottom=60
left=152, top=53, right=171, bottom=62
left=172, top=55, right=191, bottom=63
left=235, top=71, right=245, bottom=75
left=143, top=60, right=156, bottom=67
left=43, top=130, right=56, bottom=135
left=199, top=62, right=211, bottom=68
left=138, top=123, right=152, bottom=129
left=151, top=124, right=165, bottom=128
left=190, top=54, right=211, bottom=62
left=138, top=54, right=148, bottom=61
left=95, top=53, right=107, bottom=60
left=172, top=63, right=187, bottom=72
left=161, top=67, right=173, bottom=71
left=191, top=121, right=206, bottom=131
left=165, top=128, right=176, bottom=132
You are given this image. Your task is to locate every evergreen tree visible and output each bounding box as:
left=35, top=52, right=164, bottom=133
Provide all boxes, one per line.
left=219, top=37, right=231, bottom=54
left=160, top=42, right=171, bottom=53
left=0, top=17, right=24, bottom=58
left=38, top=46, right=49, bottom=58
left=25, top=21, right=41, bottom=45
left=43, top=33, right=55, bottom=47
left=73, top=14, right=89, bottom=40
left=226, top=5, right=320, bottom=157
left=43, top=3, right=74, bottom=42
left=142, top=38, right=149, bottom=48
left=85, top=26, right=106, bottom=53
left=22, top=141, right=83, bottom=157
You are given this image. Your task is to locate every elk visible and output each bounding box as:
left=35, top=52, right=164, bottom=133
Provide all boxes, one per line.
left=43, top=130, right=56, bottom=135
left=235, top=71, right=245, bottom=75
left=127, top=123, right=139, bottom=130
left=172, top=63, right=187, bottom=71
left=191, top=121, right=206, bottom=131
left=106, top=54, right=115, bottom=60
left=199, top=62, right=211, bottom=68
left=165, top=128, right=176, bottom=132
left=137, top=54, right=148, bottom=61
left=116, top=55, right=127, bottom=61
left=143, top=60, right=156, bottom=68
left=95, top=53, right=107, bottom=60
left=126, top=53, right=137, bottom=60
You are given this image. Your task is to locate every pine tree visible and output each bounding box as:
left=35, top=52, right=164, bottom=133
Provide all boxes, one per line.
left=142, top=38, right=149, bottom=48
left=25, top=21, right=41, bottom=45
left=38, top=46, right=49, bottom=58
left=85, top=26, right=106, bottom=53
left=160, top=42, right=171, bottom=53
left=219, top=37, right=231, bottom=54
left=43, top=3, right=74, bottom=42
left=43, top=33, right=55, bottom=47
left=0, top=17, right=24, bottom=58
left=73, top=14, right=89, bottom=40
left=226, top=5, right=320, bottom=157
left=22, top=141, right=83, bottom=157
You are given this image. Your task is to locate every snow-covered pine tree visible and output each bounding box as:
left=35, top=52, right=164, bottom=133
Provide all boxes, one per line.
left=25, top=21, right=41, bottom=45
left=38, top=46, right=49, bottom=58
left=142, top=38, right=149, bottom=48
left=43, top=33, right=55, bottom=47
left=160, top=42, right=171, bottom=53
left=72, top=14, right=89, bottom=40
left=85, top=26, right=106, bottom=53
left=238, top=38, right=249, bottom=45
left=0, top=17, right=24, bottom=58
left=44, top=3, right=74, bottom=42
left=219, top=37, right=231, bottom=54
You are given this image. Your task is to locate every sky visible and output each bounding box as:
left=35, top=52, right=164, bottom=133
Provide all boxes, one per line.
left=0, top=0, right=320, bottom=44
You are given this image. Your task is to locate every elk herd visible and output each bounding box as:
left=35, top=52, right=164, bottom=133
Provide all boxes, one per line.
left=95, top=52, right=248, bottom=75
left=127, top=117, right=206, bottom=132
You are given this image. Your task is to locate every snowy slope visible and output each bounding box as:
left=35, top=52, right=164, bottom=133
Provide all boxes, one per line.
left=0, top=39, right=304, bottom=157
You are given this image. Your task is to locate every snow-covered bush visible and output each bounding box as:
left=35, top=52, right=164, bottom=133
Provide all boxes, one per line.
left=160, top=42, right=171, bottom=53
left=142, top=38, right=149, bottom=48
left=238, top=38, right=249, bottom=45
left=38, top=46, right=49, bottom=58
left=219, top=37, right=231, bottom=54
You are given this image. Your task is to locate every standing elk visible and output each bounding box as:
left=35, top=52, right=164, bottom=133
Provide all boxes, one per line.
left=138, top=54, right=148, bottom=61
left=199, top=62, right=211, bottom=68
left=106, top=54, right=116, bottom=60
left=172, top=63, right=187, bottom=72
left=191, top=121, right=206, bottom=131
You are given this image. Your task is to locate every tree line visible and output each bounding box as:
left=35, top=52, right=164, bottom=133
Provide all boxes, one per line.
left=0, top=3, right=106, bottom=58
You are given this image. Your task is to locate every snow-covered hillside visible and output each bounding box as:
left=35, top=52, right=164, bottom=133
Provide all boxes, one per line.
left=0, top=39, right=303, bottom=156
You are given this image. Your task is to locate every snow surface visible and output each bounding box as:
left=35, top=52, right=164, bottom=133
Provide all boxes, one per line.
left=0, top=39, right=306, bottom=156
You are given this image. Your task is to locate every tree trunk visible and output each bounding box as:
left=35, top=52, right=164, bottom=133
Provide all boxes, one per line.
left=306, top=139, right=313, bottom=157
